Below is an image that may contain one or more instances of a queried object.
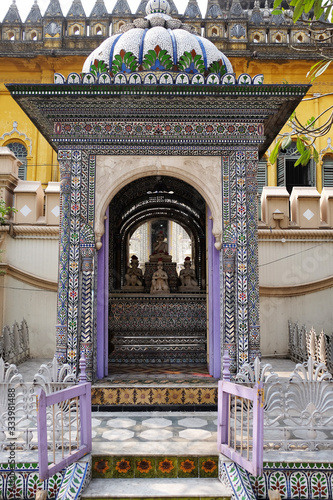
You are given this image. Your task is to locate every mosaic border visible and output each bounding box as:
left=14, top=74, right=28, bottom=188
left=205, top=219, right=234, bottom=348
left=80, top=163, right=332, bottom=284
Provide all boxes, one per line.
left=91, top=386, right=217, bottom=407
left=92, top=455, right=219, bottom=479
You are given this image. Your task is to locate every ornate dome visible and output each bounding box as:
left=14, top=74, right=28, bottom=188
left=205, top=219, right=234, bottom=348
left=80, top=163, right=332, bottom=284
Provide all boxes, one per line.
left=82, top=0, right=233, bottom=79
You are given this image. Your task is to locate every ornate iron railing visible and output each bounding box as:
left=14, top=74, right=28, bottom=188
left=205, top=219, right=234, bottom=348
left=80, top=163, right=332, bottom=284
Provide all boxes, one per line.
left=37, top=357, right=92, bottom=480
left=289, top=321, right=333, bottom=373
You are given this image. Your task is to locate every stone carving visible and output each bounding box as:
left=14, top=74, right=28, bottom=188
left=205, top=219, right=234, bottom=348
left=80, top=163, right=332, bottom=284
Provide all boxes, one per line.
left=150, top=231, right=172, bottom=262
left=150, top=259, right=170, bottom=294
left=179, top=257, right=200, bottom=292
left=123, top=255, right=144, bottom=291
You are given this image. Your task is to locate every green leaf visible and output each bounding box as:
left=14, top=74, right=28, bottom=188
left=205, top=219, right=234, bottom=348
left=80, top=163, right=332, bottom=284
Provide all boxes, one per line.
left=313, top=147, right=319, bottom=163
left=272, top=9, right=282, bottom=14
left=297, top=136, right=305, bottom=154
left=273, top=0, right=283, bottom=8
left=304, top=0, right=315, bottom=13
left=281, top=134, right=292, bottom=150
left=293, top=1, right=305, bottom=21
left=269, top=140, right=281, bottom=164
left=313, top=2, right=324, bottom=18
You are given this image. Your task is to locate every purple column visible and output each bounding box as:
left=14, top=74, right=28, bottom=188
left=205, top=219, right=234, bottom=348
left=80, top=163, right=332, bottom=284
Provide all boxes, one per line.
left=208, top=208, right=221, bottom=378
left=96, top=208, right=109, bottom=379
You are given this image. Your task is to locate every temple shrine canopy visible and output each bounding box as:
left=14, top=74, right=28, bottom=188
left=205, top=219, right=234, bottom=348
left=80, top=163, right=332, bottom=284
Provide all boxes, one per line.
left=82, top=0, right=234, bottom=80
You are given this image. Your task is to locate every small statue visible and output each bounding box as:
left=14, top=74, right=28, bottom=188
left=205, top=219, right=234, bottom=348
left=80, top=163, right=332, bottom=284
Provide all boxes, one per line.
left=150, top=259, right=170, bottom=294
left=179, top=257, right=199, bottom=291
left=124, top=255, right=143, bottom=287
left=149, top=231, right=172, bottom=262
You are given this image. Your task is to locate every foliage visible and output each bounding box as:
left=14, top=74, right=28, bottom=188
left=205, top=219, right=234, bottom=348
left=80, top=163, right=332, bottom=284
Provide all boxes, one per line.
left=273, top=0, right=333, bottom=81
left=270, top=114, right=319, bottom=165
left=90, top=59, right=108, bottom=77
left=272, top=0, right=333, bottom=23
left=0, top=199, right=17, bottom=225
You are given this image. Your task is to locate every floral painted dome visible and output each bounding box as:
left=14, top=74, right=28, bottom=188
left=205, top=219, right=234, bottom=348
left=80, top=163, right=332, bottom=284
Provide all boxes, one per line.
left=82, top=0, right=233, bottom=80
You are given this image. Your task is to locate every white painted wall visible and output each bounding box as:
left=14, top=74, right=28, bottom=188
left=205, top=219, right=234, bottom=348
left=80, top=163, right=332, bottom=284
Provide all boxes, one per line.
left=4, top=276, right=57, bottom=357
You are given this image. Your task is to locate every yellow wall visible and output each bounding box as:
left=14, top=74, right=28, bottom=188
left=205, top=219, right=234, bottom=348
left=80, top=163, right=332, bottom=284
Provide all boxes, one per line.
left=1, top=54, right=333, bottom=189
left=0, top=55, right=85, bottom=187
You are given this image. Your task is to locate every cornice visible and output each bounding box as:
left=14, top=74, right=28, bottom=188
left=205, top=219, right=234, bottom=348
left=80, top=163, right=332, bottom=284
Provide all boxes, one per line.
left=260, top=275, right=333, bottom=297
left=259, top=229, right=333, bottom=240
left=10, top=225, right=59, bottom=239
left=0, top=263, right=57, bottom=291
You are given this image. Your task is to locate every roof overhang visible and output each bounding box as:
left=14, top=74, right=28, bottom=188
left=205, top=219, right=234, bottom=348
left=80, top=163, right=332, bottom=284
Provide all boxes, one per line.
left=6, top=82, right=310, bottom=158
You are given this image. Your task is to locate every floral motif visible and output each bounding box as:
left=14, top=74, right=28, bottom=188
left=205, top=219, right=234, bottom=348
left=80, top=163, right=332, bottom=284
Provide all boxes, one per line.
left=269, top=471, right=287, bottom=496
left=311, top=472, right=328, bottom=498
left=112, top=50, right=138, bottom=74
left=167, top=388, right=183, bottom=404
left=201, top=459, right=217, bottom=474
left=115, top=459, right=131, bottom=474
left=135, top=389, right=151, bottom=404
left=208, top=59, right=227, bottom=76
left=290, top=471, right=308, bottom=499
left=158, top=459, right=174, bottom=473
left=142, top=45, right=173, bottom=71
left=93, top=459, right=110, bottom=475
left=136, top=459, right=153, bottom=474
left=119, top=388, right=135, bottom=404
left=200, top=388, right=216, bottom=404
left=178, top=49, right=205, bottom=74
left=180, top=459, right=196, bottom=473
left=90, top=59, right=108, bottom=77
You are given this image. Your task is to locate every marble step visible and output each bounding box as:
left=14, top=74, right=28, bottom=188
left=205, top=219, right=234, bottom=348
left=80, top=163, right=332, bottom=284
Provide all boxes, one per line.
left=81, top=478, right=232, bottom=499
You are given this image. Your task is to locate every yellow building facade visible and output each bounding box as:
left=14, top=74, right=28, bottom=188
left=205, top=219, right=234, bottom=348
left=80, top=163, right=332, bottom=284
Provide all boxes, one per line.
left=1, top=0, right=333, bottom=192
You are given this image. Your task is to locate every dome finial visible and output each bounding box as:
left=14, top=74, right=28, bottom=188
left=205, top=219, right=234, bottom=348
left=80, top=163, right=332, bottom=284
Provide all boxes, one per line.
left=146, top=0, right=170, bottom=15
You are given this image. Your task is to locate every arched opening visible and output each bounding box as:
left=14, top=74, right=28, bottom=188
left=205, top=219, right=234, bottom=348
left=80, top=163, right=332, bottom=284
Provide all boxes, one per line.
left=6, top=141, right=28, bottom=179
left=322, top=154, right=333, bottom=187
left=8, top=32, right=15, bottom=41
left=275, top=33, right=282, bottom=43
left=96, top=25, right=102, bottom=35
left=211, top=27, right=218, bottom=36
left=73, top=25, right=80, bottom=36
left=31, top=31, right=37, bottom=41
left=103, top=175, right=219, bottom=371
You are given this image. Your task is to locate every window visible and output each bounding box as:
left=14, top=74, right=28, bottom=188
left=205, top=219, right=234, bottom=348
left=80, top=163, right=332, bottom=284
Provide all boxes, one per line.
left=257, top=160, right=267, bottom=220
left=322, top=156, right=333, bottom=187
left=277, top=142, right=315, bottom=194
left=6, top=142, right=27, bottom=180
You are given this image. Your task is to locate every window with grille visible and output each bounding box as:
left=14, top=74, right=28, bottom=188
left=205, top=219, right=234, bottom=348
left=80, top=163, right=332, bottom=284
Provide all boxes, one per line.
left=322, top=157, right=333, bottom=187
left=257, top=160, right=267, bottom=220
left=6, top=142, right=27, bottom=180
left=277, top=142, right=315, bottom=194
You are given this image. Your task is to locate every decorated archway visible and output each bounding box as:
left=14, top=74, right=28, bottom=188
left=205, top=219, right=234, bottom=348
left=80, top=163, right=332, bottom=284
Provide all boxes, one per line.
left=6, top=0, right=309, bottom=380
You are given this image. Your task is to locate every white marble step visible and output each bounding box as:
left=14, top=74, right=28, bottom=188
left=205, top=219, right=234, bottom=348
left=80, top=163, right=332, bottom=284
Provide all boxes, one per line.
left=81, top=478, right=232, bottom=498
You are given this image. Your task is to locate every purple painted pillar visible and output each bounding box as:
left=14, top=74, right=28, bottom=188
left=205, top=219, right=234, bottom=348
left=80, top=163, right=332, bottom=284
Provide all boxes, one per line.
left=208, top=208, right=221, bottom=378
left=96, top=208, right=109, bottom=379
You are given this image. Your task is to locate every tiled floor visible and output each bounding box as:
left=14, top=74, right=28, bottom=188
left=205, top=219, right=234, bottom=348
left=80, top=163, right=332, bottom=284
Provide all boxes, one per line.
left=91, top=412, right=218, bottom=455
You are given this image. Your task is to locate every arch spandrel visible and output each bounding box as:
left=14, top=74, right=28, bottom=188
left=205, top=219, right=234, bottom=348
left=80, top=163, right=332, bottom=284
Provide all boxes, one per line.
left=95, top=155, right=223, bottom=250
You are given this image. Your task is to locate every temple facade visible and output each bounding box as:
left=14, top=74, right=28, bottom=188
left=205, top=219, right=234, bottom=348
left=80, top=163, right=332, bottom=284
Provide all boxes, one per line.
left=4, top=0, right=313, bottom=382
left=1, top=0, right=333, bottom=382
